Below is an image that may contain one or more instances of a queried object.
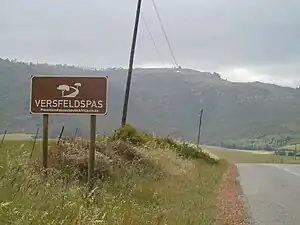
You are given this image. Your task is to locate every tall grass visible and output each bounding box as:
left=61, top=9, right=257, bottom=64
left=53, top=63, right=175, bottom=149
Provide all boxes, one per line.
left=0, top=126, right=226, bottom=225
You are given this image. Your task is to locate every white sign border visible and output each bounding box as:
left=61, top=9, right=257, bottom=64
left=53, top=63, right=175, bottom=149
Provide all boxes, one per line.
left=29, top=74, right=108, bottom=116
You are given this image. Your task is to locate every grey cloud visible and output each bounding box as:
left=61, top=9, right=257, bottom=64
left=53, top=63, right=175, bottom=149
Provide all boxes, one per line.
left=1, top=0, right=300, bottom=85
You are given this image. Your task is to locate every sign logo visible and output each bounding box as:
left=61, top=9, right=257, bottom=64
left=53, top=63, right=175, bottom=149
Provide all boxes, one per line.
left=30, top=76, right=108, bottom=115
left=57, top=83, right=81, bottom=98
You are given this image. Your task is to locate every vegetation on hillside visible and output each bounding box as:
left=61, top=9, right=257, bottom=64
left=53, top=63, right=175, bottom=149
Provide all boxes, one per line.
left=2, top=58, right=300, bottom=150
left=206, top=146, right=300, bottom=164
left=220, top=134, right=294, bottom=151
left=0, top=125, right=226, bottom=224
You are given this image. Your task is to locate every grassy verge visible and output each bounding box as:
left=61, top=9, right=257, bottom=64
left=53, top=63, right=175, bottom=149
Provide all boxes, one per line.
left=280, top=143, right=300, bottom=150
left=0, top=125, right=227, bottom=225
left=206, top=146, right=300, bottom=164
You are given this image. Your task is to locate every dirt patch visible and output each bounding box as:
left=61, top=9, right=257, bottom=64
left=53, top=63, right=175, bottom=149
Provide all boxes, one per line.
left=217, top=164, right=245, bottom=225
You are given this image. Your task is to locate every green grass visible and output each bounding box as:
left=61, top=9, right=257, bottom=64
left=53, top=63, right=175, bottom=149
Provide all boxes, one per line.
left=0, top=133, right=227, bottom=224
left=206, top=146, right=300, bottom=164
left=280, top=143, right=300, bottom=150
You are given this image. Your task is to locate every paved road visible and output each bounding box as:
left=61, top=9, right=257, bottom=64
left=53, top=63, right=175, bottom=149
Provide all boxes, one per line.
left=237, top=163, right=300, bottom=225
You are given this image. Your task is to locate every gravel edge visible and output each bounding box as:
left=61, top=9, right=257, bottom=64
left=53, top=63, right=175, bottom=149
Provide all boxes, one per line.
left=217, top=164, right=246, bottom=225
left=236, top=166, right=257, bottom=225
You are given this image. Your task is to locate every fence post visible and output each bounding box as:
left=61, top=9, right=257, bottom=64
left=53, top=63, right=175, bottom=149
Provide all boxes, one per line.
left=57, top=125, right=65, bottom=146
left=74, top=128, right=79, bottom=139
left=0, top=129, right=8, bottom=148
left=30, top=127, right=40, bottom=159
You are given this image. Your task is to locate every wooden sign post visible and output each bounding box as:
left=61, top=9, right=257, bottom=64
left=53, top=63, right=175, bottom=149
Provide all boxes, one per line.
left=89, top=115, right=96, bottom=188
left=30, top=75, right=108, bottom=184
left=43, top=114, right=49, bottom=171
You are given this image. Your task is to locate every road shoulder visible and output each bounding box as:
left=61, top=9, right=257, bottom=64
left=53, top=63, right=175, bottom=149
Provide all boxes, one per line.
left=217, top=164, right=246, bottom=225
left=236, top=166, right=257, bottom=225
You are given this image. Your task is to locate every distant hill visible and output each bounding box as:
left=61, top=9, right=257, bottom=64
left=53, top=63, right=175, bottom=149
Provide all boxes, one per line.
left=1, top=58, right=300, bottom=150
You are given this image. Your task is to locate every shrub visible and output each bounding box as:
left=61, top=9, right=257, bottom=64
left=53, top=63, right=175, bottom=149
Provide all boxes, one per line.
left=110, top=124, right=152, bottom=145
left=154, top=136, right=178, bottom=148
left=177, top=143, right=218, bottom=164
left=154, top=137, right=218, bottom=163
left=104, top=125, right=218, bottom=164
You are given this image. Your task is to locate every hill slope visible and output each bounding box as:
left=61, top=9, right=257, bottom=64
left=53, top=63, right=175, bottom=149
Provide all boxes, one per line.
left=1, top=58, right=300, bottom=149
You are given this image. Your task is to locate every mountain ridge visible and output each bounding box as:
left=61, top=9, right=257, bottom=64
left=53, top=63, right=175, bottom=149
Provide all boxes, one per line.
left=1, top=57, right=299, bottom=150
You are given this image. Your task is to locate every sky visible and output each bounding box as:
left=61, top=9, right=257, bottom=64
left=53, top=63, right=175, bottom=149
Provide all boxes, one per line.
left=1, top=0, right=300, bottom=87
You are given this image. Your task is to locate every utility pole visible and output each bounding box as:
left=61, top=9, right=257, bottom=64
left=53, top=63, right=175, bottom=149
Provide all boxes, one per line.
left=197, top=109, right=204, bottom=148
left=121, top=0, right=143, bottom=127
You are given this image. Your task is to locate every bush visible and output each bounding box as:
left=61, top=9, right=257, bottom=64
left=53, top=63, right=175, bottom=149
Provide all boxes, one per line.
left=103, top=125, right=217, bottom=164
left=176, top=143, right=202, bottom=158
left=110, top=124, right=152, bottom=145
left=154, top=137, right=217, bottom=163
left=153, top=136, right=178, bottom=148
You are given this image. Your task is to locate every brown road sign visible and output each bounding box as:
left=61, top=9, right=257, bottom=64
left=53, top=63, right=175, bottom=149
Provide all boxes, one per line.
left=30, top=76, right=108, bottom=115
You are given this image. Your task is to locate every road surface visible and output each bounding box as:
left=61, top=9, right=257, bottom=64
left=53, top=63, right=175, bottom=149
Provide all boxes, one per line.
left=237, top=163, right=300, bottom=225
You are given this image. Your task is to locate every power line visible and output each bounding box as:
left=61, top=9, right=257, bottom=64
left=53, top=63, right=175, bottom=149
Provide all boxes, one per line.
left=150, top=0, right=178, bottom=67
left=141, top=13, right=165, bottom=65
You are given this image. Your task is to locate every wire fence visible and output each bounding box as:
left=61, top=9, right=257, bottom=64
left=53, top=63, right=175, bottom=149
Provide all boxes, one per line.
left=0, top=126, right=86, bottom=150
left=1, top=126, right=299, bottom=160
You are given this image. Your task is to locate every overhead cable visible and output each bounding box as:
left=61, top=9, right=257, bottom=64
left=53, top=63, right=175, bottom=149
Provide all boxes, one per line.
left=141, top=12, right=165, bottom=65
left=151, top=0, right=179, bottom=67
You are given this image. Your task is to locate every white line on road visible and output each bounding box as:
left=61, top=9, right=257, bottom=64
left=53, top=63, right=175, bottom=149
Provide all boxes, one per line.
left=273, top=165, right=300, bottom=178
